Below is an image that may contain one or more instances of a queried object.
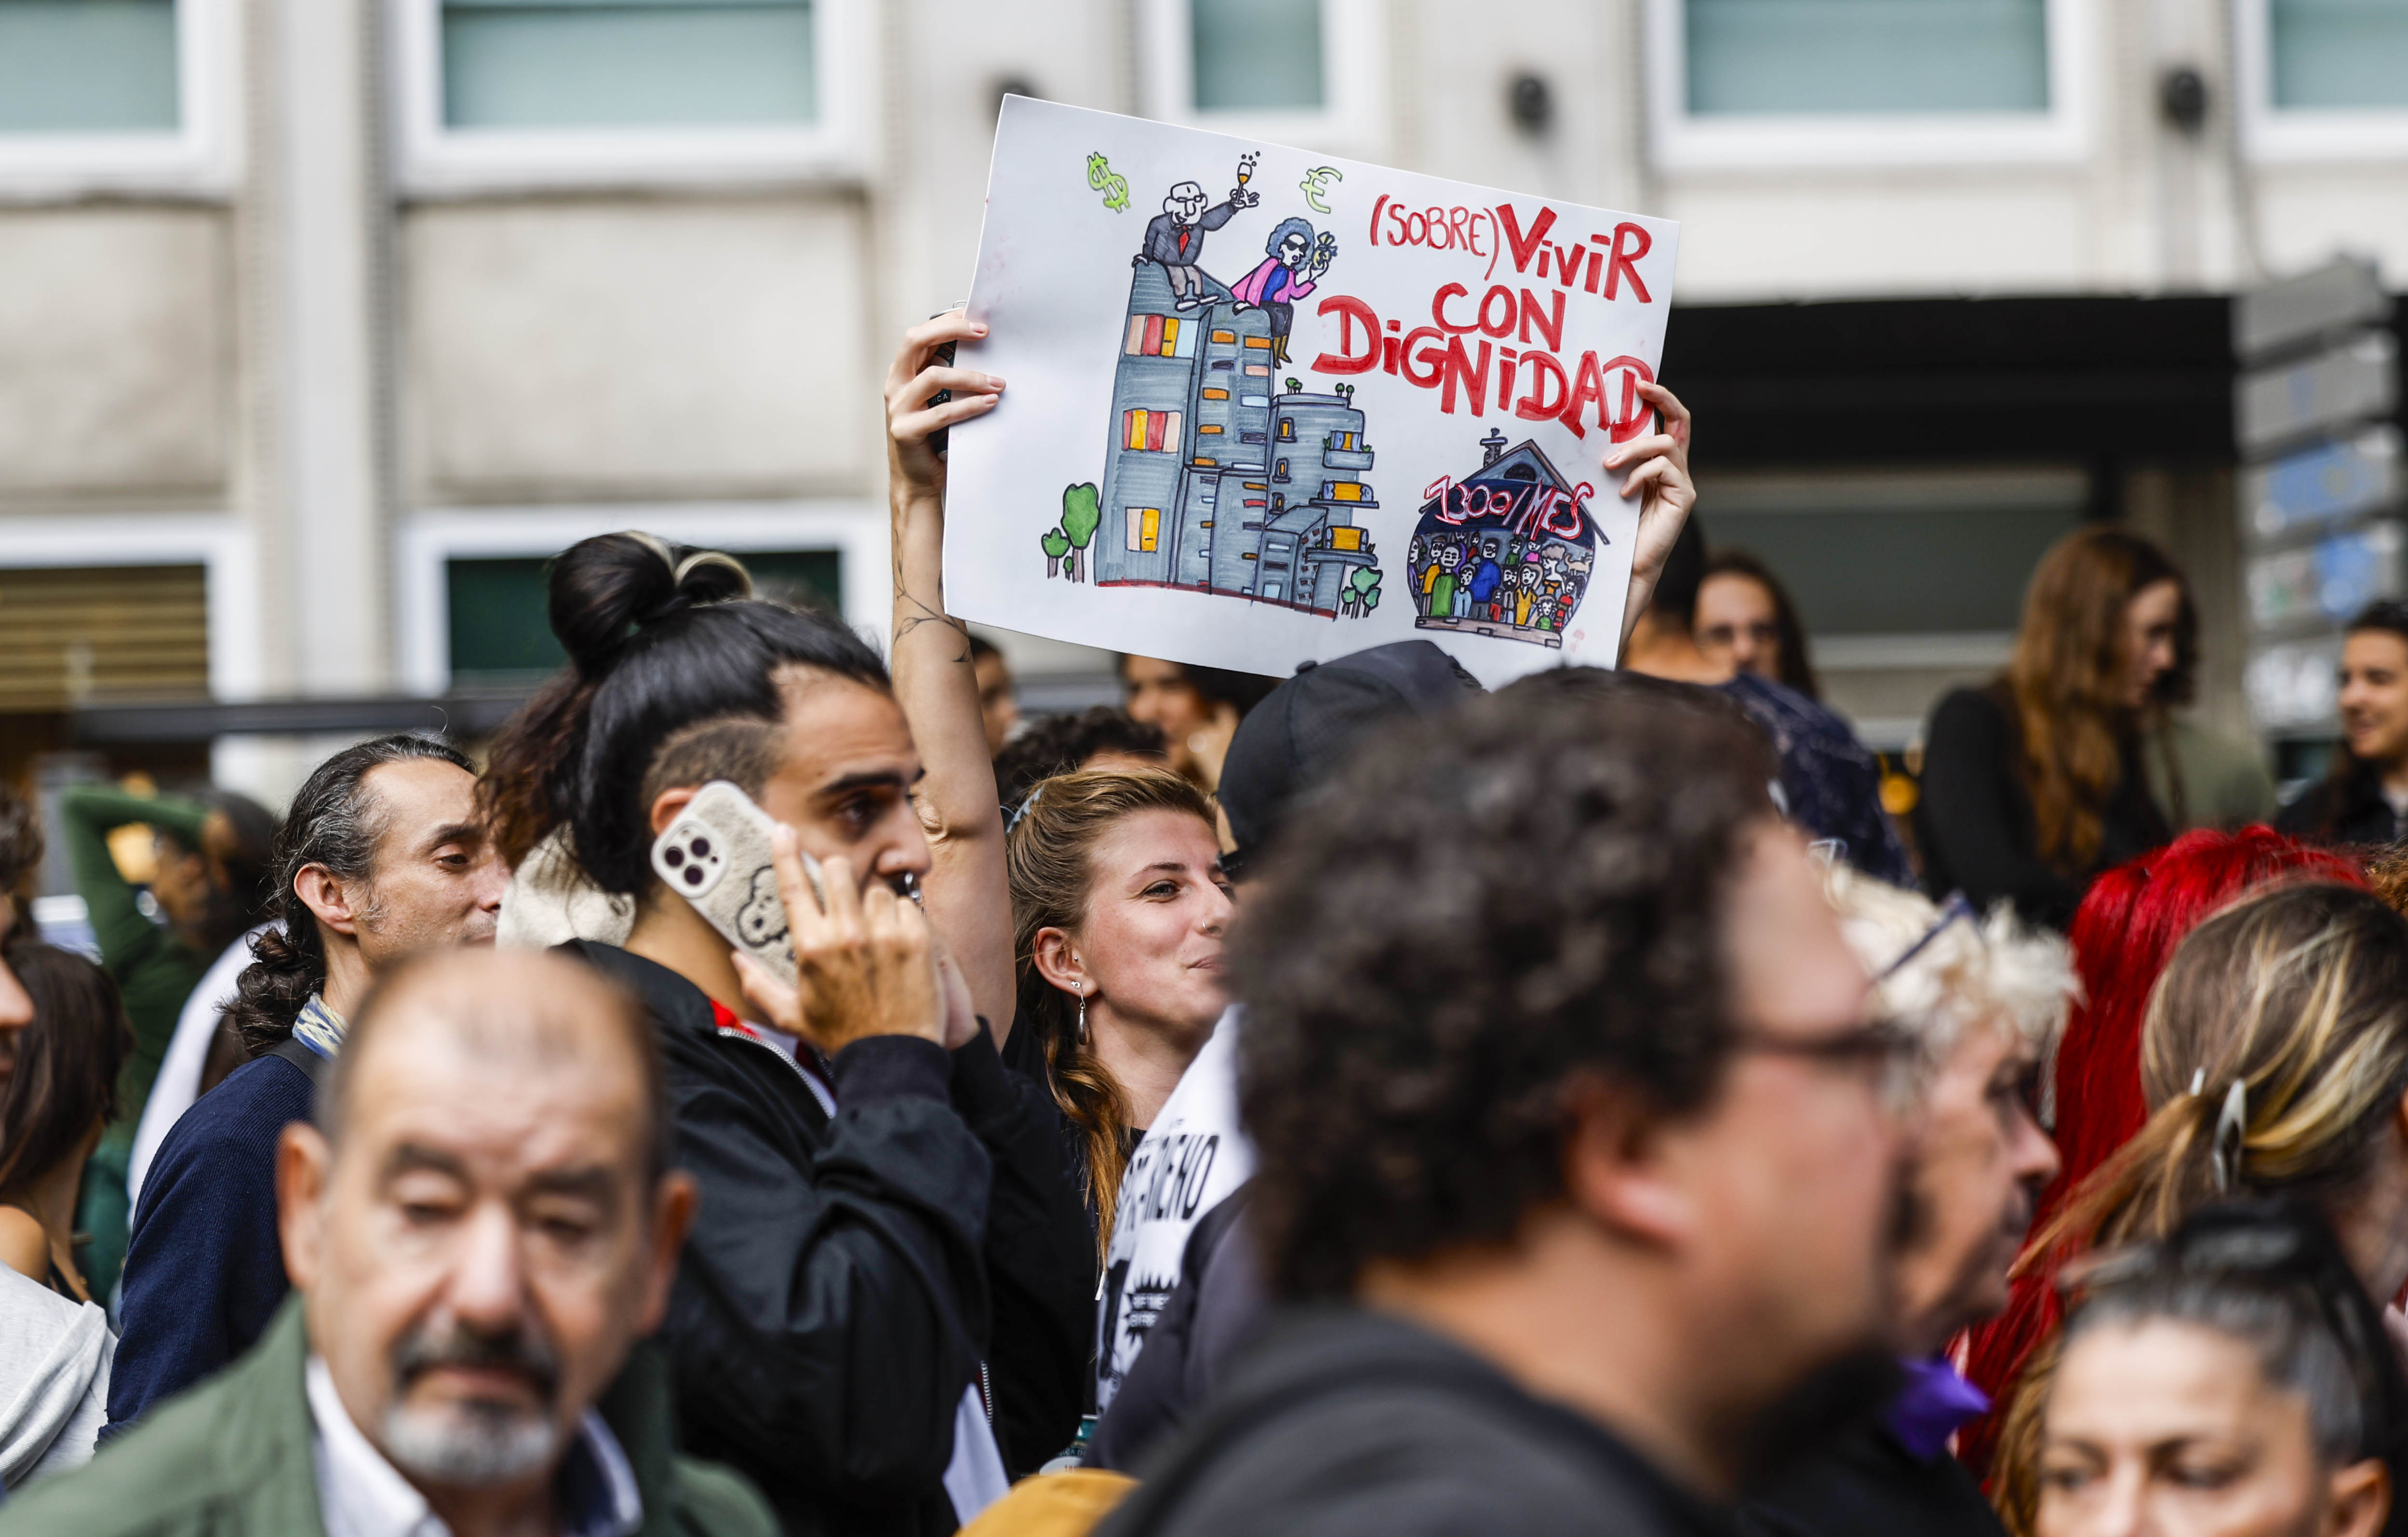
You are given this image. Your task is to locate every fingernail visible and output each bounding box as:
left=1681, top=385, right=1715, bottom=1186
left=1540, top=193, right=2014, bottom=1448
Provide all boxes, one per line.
left=985, top=375, right=1005, bottom=389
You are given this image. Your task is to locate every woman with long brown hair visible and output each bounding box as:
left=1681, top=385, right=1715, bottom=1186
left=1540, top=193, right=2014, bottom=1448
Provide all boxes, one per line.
left=1003, top=768, right=1231, bottom=1254
left=1917, top=526, right=2188, bottom=928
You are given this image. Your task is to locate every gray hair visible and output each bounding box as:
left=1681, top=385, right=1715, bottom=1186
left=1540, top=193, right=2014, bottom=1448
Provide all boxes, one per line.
left=1823, top=863, right=2076, bottom=1115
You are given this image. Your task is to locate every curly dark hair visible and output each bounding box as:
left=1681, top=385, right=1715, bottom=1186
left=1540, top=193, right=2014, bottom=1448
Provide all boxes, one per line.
left=992, top=707, right=1166, bottom=814
left=1233, top=676, right=1781, bottom=1299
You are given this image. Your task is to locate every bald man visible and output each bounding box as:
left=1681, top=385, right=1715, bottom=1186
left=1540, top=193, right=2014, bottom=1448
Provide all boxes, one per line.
left=0, top=949, right=775, bottom=1537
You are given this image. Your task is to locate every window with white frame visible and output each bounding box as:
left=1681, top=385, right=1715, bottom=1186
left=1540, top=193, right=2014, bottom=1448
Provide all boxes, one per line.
left=1190, top=0, right=1324, bottom=113
left=1140, top=0, right=1382, bottom=153
left=0, top=0, right=180, bottom=133
left=440, top=0, right=816, bottom=130
left=1684, top=0, right=2048, bottom=116
left=396, top=0, right=865, bottom=193
left=2266, top=0, right=2408, bottom=109
left=1647, top=0, right=2085, bottom=167
left=0, top=0, right=232, bottom=196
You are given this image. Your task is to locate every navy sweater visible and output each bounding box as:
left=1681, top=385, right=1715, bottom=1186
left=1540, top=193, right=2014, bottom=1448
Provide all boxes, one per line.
left=104, top=1052, right=315, bottom=1435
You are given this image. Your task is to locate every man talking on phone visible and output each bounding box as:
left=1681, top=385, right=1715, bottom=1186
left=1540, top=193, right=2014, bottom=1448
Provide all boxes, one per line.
left=515, top=533, right=1089, bottom=1537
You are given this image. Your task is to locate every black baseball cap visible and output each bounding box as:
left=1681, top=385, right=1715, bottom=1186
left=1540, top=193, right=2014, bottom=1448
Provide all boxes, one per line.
left=1217, top=640, right=1484, bottom=876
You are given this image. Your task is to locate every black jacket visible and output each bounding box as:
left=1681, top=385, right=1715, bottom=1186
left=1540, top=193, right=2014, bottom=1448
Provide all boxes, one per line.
left=1097, top=1306, right=1732, bottom=1537
left=1916, top=685, right=2172, bottom=930
left=2275, top=758, right=2403, bottom=849
left=1084, top=1187, right=1260, bottom=1473
left=561, top=943, right=1090, bottom=1537
left=1740, top=1420, right=2006, bottom=1537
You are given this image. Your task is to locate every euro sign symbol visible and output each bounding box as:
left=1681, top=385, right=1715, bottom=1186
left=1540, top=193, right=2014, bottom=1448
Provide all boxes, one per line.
left=1087, top=152, right=1130, bottom=213
left=1300, top=165, right=1343, bottom=215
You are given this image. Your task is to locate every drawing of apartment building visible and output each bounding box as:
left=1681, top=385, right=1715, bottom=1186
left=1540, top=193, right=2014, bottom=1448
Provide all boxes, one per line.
left=1096, top=262, right=1380, bottom=617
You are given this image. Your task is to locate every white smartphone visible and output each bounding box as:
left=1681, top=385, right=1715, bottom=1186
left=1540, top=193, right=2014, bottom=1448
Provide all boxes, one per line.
left=649, top=781, right=825, bottom=988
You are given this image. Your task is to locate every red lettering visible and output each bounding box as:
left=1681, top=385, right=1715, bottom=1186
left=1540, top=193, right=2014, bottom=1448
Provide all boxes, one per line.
left=1431, top=283, right=1476, bottom=334
left=1494, top=203, right=1558, bottom=276
left=1605, top=222, right=1654, bottom=303
left=1405, top=210, right=1428, bottom=245
left=1386, top=202, right=1412, bottom=246
left=1549, top=240, right=1584, bottom=291
left=1559, top=349, right=1606, bottom=438
left=1515, top=352, right=1570, bottom=420
left=1476, top=284, right=1516, bottom=338
left=1401, top=326, right=1448, bottom=388
left=1583, top=247, right=1603, bottom=295
left=1602, top=354, right=1657, bottom=441
left=1448, top=208, right=1472, bottom=250
left=1382, top=336, right=1402, bottom=374
left=1439, top=336, right=1492, bottom=416
left=1496, top=350, right=1518, bottom=406
left=1519, top=289, right=1564, bottom=351
left=1543, top=483, right=1594, bottom=539
left=1310, top=295, right=1381, bottom=375
left=1368, top=193, right=1388, bottom=246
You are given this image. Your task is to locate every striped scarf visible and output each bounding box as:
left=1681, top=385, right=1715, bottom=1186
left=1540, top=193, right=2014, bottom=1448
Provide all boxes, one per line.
left=291, top=995, right=347, bottom=1061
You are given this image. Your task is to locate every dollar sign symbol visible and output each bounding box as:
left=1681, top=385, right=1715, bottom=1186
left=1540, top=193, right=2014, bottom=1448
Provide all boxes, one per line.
left=1087, top=152, right=1130, bottom=213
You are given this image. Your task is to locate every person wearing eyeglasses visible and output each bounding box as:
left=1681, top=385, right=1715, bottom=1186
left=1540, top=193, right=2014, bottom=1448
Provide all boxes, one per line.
left=1742, top=870, right=2073, bottom=1537
left=2029, top=1199, right=2402, bottom=1537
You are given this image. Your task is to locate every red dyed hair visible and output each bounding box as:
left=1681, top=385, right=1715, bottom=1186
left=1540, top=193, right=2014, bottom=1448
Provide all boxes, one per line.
left=1957, top=825, right=2366, bottom=1478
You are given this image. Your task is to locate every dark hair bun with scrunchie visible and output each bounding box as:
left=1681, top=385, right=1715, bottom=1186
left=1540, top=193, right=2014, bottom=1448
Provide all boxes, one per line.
left=551, top=533, right=755, bottom=676
left=480, top=531, right=888, bottom=888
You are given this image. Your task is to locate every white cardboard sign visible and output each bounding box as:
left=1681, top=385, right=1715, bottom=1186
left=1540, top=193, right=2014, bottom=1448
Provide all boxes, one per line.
left=946, top=97, right=1679, bottom=685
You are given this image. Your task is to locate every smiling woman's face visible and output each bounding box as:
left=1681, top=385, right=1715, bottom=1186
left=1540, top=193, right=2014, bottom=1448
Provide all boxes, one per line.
left=1063, top=808, right=1232, bottom=1036
left=2036, top=1318, right=2387, bottom=1537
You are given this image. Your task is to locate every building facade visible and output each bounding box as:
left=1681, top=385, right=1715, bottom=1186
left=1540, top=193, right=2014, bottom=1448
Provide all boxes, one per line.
left=9, top=0, right=2408, bottom=808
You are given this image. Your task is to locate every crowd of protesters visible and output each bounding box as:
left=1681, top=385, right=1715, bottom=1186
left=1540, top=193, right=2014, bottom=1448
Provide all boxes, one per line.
left=0, top=307, right=2402, bottom=1537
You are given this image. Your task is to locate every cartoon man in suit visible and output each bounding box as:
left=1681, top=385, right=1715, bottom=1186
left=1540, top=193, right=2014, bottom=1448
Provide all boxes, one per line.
left=1135, top=178, right=1258, bottom=311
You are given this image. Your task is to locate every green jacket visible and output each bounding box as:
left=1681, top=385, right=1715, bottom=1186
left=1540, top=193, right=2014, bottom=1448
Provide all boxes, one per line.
left=0, top=1301, right=777, bottom=1537
left=59, top=782, right=214, bottom=1130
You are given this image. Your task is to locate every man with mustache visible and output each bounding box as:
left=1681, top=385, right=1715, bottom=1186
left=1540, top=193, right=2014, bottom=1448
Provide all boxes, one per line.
left=0, top=947, right=774, bottom=1537
left=1742, top=871, right=2071, bottom=1537
left=109, top=736, right=510, bottom=1431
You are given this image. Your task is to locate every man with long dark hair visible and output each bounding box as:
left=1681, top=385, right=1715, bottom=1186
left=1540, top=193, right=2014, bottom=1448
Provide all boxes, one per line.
left=106, top=735, right=505, bottom=1434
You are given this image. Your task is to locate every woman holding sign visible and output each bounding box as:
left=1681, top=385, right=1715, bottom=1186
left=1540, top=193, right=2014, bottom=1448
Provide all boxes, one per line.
left=885, top=312, right=1236, bottom=1267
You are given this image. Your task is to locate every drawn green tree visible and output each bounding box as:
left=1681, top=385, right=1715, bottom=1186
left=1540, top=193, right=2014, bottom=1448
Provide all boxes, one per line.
left=1060, top=483, right=1101, bottom=583
left=1347, top=565, right=1382, bottom=617
left=1040, top=526, right=1070, bottom=579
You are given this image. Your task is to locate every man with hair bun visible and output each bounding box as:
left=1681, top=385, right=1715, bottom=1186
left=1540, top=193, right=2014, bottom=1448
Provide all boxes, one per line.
left=0, top=947, right=775, bottom=1537
left=109, top=735, right=507, bottom=1434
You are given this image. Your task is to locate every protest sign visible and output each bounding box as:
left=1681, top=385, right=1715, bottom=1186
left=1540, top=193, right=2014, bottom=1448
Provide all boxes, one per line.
left=946, top=96, right=1678, bottom=684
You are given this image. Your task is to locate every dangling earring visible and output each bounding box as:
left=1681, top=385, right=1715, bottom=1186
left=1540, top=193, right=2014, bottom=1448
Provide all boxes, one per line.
left=1076, top=985, right=1088, bottom=1044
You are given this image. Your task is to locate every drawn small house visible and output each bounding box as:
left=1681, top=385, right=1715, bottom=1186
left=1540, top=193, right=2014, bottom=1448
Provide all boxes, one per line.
left=1407, top=431, right=1598, bottom=648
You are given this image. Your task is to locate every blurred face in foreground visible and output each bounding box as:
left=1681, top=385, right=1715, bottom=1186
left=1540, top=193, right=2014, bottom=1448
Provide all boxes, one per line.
left=1654, top=824, right=1901, bottom=1409
left=282, top=954, right=692, bottom=1510
left=2037, top=1318, right=2387, bottom=1537
left=2339, top=630, right=2408, bottom=772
